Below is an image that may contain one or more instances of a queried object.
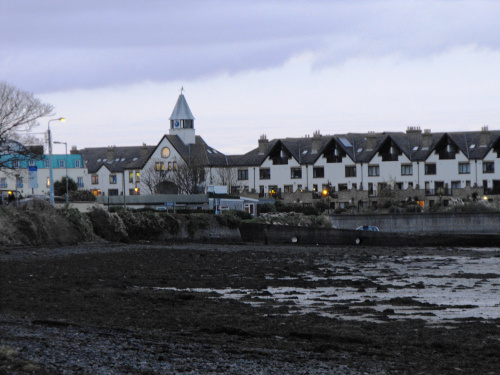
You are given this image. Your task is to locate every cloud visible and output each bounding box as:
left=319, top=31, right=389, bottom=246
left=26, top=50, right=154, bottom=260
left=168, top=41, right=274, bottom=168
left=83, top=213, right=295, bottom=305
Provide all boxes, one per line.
left=2, top=0, right=500, bottom=93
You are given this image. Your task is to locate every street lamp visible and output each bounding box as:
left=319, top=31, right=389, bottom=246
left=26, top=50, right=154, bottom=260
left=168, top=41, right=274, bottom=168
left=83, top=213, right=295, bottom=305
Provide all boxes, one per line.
left=48, top=117, right=66, bottom=205
left=54, top=141, right=68, bottom=207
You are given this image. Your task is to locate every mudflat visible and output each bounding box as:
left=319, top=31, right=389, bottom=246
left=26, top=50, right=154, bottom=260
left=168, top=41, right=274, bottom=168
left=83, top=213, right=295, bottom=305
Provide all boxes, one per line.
left=1, top=243, right=499, bottom=374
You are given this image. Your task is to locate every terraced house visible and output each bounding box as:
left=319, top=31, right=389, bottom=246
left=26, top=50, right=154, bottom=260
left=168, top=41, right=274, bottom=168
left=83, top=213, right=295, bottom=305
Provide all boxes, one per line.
left=1, top=92, right=499, bottom=209
left=230, top=126, right=500, bottom=208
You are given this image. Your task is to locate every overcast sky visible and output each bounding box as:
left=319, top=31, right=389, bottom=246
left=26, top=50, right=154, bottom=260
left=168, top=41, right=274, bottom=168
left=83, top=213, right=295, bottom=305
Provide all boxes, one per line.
left=2, top=0, right=500, bottom=155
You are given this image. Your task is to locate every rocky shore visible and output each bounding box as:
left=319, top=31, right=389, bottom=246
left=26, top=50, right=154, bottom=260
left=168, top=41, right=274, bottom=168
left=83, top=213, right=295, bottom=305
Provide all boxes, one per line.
left=1, top=243, right=499, bottom=374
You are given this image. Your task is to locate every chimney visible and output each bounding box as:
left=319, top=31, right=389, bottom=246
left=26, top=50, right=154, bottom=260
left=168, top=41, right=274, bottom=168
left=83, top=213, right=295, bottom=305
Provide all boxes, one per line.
left=258, top=134, right=268, bottom=155
left=140, top=143, right=149, bottom=157
left=311, top=130, right=322, bottom=154
left=406, top=126, right=422, bottom=134
left=422, top=129, right=432, bottom=148
left=107, top=146, right=116, bottom=161
left=70, top=146, right=79, bottom=155
left=366, top=131, right=376, bottom=150
left=480, top=126, right=490, bottom=147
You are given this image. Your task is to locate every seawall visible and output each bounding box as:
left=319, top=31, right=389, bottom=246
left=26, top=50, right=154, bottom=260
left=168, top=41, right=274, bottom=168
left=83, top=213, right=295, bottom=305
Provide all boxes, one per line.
left=331, top=212, right=500, bottom=234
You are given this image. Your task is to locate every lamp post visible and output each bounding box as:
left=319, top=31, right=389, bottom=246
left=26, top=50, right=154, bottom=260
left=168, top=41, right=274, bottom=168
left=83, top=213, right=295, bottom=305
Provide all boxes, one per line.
left=48, top=117, right=66, bottom=205
left=54, top=141, right=68, bottom=208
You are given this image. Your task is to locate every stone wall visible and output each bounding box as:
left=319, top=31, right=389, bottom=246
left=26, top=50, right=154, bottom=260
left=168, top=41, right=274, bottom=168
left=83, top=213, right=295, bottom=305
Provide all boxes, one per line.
left=331, top=212, right=500, bottom=234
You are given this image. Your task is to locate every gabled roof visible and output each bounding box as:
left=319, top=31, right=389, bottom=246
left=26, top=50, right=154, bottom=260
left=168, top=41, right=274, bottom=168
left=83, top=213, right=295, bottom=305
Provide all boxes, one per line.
left=169, top=94, right=195, bottom=120
left=164, top=135, right=228, bottom=167
left=80, top=145, right=155, bottom=173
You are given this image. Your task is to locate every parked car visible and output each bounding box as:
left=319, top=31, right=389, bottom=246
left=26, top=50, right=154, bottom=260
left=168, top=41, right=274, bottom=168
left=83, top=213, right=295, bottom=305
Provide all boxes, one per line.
left=356, top=225, right=379, bottom=232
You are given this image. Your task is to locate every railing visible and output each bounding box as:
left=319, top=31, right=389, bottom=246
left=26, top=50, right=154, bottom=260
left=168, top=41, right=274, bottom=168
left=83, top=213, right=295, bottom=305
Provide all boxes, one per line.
left=425, top=188, right=452, bottom=196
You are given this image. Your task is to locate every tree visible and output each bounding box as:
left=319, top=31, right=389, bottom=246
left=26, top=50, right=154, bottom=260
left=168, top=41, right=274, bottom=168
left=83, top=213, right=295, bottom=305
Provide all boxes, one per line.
left=54, top=177, right=78, bottom=197
left=140, top=162, right=178, bottom=195
left=214, top=167, right=237, bottom=193
left=167, top=157, right=206, bottom=194
left=0, top=81, right=54, bottom=172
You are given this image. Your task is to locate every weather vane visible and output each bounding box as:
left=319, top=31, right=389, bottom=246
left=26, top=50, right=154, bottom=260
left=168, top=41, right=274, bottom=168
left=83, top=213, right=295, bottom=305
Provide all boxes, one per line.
left=180, top=86, right=184, bottom=95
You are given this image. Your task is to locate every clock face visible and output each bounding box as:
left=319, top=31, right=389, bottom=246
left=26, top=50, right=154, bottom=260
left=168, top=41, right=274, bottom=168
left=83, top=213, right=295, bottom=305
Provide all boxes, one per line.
left=161, top=147, right=170, bottom=158
left=174, top=120, right=180, bottom=129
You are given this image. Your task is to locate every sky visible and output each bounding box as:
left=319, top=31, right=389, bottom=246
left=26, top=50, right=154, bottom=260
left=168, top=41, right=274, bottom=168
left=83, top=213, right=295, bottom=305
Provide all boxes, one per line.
left=1, top=0, right=500, bottom=156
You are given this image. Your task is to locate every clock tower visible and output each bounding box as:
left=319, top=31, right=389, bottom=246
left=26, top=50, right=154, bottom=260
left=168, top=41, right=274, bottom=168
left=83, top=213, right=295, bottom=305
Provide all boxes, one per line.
left=169, top=89, right=196, bottom=145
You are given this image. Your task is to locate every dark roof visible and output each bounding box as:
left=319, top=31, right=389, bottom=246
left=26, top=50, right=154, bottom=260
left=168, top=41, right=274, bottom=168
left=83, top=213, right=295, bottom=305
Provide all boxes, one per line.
left=226, top=130, right=500, bottom=166
left=169, top=94, right=195, bottom=120
left=163, top=135, right=228, bottom=167
left=80, top=145, right=155, bottom=173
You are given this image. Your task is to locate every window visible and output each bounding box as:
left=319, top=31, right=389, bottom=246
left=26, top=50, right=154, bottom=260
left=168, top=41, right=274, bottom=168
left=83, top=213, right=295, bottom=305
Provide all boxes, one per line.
left=16, top=177, right=23, bottom=188
left=238, top=169, right=249, bottom=180
left=313, top=167, right=324, bottom=178
left=425, top=164, right=436, bottom=175
left=173, top=161, right=178, bottom=171
left=259, top=168, right=270, bottom=180
left=58, top=159, right=65, bottom=168
left=483, top=162, right=494, bottom=173
left=345, top=166, right=356, bottom=177
left=91, top=174, right=99, bottom=184
left=109, top=175, right=117, bottom=184
left=77, top=177, right=84, bottom=187
left=458, top=163, right=470, bottom=174
left=75, top=159, right=82, bottom=168
left=290, top=167, right=302, bottom=179
left=368, top=165, right=379, bottom=176
left=129, top=188, right=140, bottom=195
left=451, top=181, right=461, bottom=189
left=46, top=177, right=51, bottom=187
left=395, top=182, right=403, bottom=190
left=136, top=172, right=140, bottom=182
left=29, top=160, right=35, bottom=166
left=368, top=183, right=374, bottom=195
left=12, top=160, right=20, bottom=168
left=0, top=177, right=6, bottom=188
left=155, top=161, right=165, bottom=171
left=284, top=185, right=293, bottom=193
left=108, top=189, right=119, bottom=196
left=401, top=164, right=413, bottom=176
left=338, top=183, right=348, bottom=191
left=44, top=160, right=49, bottom=168
left=129, top=172, right=133, bottom=183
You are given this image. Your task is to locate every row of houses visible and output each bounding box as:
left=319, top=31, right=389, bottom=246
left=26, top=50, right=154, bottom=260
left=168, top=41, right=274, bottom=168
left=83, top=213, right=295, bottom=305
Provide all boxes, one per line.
left=1, top=92, right=500, bottom=209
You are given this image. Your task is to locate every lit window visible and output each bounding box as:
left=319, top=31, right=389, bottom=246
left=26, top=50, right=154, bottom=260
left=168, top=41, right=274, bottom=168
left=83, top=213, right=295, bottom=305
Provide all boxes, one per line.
left=136, top=172, right=140, bottom=182
left=109, top=175, right=117, bottom=184
left=129, top=172, right=133, bottom=183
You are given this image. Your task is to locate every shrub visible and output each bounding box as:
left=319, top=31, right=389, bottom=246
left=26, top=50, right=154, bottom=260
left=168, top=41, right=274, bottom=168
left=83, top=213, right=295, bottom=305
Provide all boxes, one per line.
left=215, top=213, right=241, bottom=229
left=86, top=207, right=128, bottom=242
left=226, top=209, right=252, bottom=220
left=187, top=214, right=211, bottom=236
left=69, top=190, right=96, bottom=202
left=59, top=208, right=95, bottom=241
left=301, top=205, right=319, bottom=216
left=258, top=203, right=276, bottom=214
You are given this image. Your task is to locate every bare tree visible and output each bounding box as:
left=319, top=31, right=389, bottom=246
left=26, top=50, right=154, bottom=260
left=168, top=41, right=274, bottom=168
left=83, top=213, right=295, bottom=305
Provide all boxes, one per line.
left=140, top=162, right=178, bottom=195
left=214, top=166, right=237, bottom=193
left=167, top=157, right=206, bottom=194
left=0, top=82, right=54, bottom=171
